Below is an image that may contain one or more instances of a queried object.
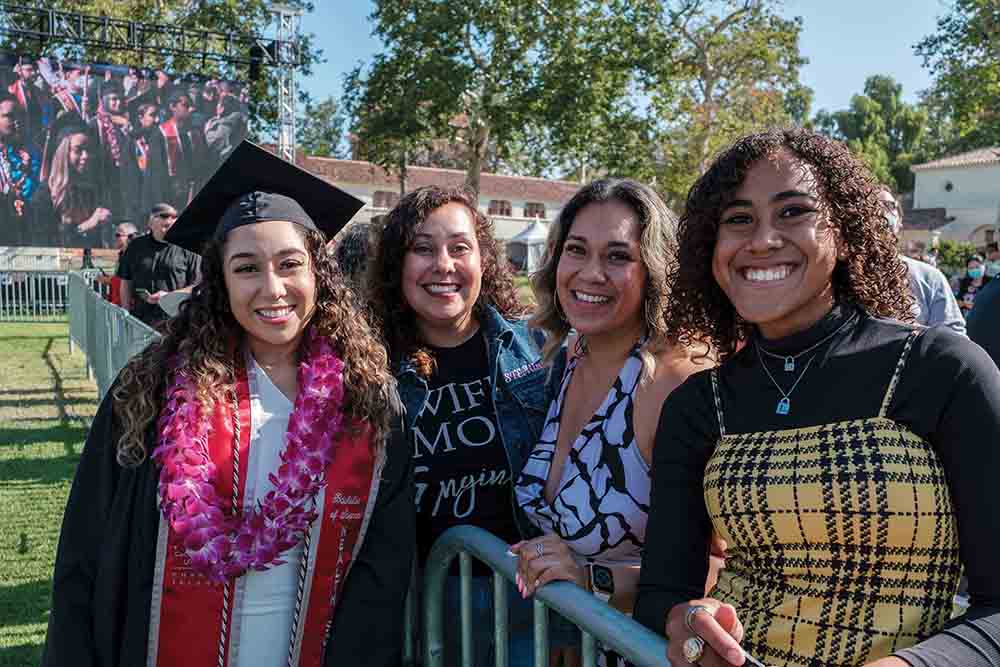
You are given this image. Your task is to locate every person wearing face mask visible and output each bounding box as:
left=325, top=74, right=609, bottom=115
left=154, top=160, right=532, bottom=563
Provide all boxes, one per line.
left=985, top=245, right=1000, bottom=278
left=955, top=254, right=991, bottom=318
left=877, top=188, right=965, bottom=335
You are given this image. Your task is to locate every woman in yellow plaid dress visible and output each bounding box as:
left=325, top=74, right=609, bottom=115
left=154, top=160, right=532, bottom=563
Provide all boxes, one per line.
left=634, top=129, right=1000, bottom=667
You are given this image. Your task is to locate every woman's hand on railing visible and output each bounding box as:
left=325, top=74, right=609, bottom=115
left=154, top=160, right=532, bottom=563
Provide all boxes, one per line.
left=509, top=534, right=586, bottom=598
left=666, top=598, right=747, bottom=666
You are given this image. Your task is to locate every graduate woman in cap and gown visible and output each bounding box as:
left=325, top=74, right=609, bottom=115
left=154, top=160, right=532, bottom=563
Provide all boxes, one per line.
left=43, top=141, right=414, bottom=667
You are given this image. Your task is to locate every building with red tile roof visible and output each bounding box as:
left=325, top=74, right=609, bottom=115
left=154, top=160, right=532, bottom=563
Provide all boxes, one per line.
left=298, top=154, right=582, bottom=240
left=910, top=147, right=1000, bottom=245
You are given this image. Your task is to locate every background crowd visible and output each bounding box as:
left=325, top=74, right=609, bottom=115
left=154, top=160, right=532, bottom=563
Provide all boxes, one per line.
left=0, top=54, right=248, bottom=249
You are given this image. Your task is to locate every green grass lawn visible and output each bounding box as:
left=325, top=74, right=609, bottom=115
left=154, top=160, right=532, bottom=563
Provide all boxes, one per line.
left=0, top=321, right=98, bottom=666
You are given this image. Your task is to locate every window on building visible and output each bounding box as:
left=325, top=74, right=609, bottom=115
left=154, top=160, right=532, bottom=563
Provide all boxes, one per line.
left=373, top=191, right=399, bottom=209
left=489, top=200, right=512, bottom=217
left=524, top=202, right=546, bottom=219
left=987, top=230, right=996, bottom=245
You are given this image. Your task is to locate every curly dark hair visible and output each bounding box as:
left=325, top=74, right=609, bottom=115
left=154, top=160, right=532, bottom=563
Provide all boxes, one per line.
left=666, top=128, right=914, bottom=360
left=113, top=225, right=397, bottom=467
left=367, top=185, right=526, bottom=377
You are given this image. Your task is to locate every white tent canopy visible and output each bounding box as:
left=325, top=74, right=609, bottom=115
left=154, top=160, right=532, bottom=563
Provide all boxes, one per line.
left=506, top=220, right=550, bottom=273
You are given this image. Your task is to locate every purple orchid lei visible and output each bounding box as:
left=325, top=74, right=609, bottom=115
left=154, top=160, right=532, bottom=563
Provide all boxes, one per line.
left=153, top=332, right=345, bottom=582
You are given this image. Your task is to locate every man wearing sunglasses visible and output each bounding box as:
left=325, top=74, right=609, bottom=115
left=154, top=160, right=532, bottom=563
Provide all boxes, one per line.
left=117, top=203, right=200, bottom=327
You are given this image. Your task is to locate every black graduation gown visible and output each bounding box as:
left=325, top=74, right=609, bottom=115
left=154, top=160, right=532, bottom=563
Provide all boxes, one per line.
left=42, top=383, right=415, bottom=667
left=86, top=118, right=143, bottom=229
left=141, top=124, right=209, bottom=214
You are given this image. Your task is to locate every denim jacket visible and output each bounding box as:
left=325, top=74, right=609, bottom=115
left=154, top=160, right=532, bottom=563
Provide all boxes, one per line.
left=396, top=305, right=549, bottom=539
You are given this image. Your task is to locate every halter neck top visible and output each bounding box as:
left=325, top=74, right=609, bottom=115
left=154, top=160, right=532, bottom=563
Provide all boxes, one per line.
left=516, top=342, right=649, bottom=566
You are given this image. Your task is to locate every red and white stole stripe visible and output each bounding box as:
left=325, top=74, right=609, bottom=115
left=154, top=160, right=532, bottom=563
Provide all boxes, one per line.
left=147, top=366, right=379, bottom=667
left=159, top=119, right=181, bottom=177
left=8, top=82, right=26, bottom=110
left=136, top=137, right=149, bottom=171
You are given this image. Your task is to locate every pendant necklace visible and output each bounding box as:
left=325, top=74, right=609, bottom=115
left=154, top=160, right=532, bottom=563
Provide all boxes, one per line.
left=756, top=317, right=854, bottom=372
left=755, top=343, right=816, bottom=415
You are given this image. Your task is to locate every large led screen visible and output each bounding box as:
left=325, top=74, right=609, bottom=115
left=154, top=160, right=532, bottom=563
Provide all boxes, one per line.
left=0, top=54, right=249, bottom=248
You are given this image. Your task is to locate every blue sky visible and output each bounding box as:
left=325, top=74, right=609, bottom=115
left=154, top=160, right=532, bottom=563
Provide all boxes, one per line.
left=302, top=0, right=946, bottom=119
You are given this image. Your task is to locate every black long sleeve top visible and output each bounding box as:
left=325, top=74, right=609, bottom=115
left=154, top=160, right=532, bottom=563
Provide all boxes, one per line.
left=634, top=305, right=1000, bottom=666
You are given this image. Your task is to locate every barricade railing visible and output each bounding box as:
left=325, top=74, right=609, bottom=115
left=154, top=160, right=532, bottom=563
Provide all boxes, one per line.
left=421, top=525, right=671, bottom=667
left=0, top=269, right=109, bottom=322
left=67, top=271, right=160, bottom=398
left=64, top=275, right=672, bottom=665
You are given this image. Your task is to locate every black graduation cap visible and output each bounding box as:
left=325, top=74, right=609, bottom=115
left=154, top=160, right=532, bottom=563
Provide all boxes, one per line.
left=165, top=140, right=365, bottom=254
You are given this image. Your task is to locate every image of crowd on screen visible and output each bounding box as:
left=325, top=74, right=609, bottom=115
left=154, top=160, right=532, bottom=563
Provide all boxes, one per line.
left=0, top=54, right=249, bottom=249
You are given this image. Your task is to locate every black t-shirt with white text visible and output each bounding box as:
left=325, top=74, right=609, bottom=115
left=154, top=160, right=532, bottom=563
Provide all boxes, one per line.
left=413, top=331, right=521, bottom=568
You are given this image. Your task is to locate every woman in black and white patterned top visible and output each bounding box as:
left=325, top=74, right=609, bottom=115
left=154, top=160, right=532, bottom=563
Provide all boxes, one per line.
left=510, top=179, right=715, bottom=652
left=517, top=337, right=650, bottom=570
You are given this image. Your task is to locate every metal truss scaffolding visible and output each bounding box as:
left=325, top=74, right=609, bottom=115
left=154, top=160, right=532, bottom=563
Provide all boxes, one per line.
left=0, top=2, right=302, bottom=161
left=272, top=5, right=301, bottom=164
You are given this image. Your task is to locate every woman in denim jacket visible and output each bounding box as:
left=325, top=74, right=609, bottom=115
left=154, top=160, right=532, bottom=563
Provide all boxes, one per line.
left=368, top=185, right=568, bottom=665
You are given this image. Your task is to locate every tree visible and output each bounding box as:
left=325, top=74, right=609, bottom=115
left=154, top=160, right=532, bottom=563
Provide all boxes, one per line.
left=936, top=239, right=979, bottom=278
left=347, top=0, right=811, bottom=205
left=813, top=75, right=928, bottom=191
left=342, top=51, right=439, bottom=195
left=297, top=96, right=348, bottom=159
left=345, top=0, right=554, bottom=195
left=345, top=0, right=661, bottom=195
left=527, top=0, right=661, bottom=184
left=915, top=0, right=1000, bottom=151
left=639, top=0, right=810, bottom=207
left=0, top=0, right=323, bottom=139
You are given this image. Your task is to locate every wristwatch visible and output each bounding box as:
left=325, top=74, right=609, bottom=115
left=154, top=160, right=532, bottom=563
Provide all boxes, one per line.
left=588, top=563, right=614, bottom=603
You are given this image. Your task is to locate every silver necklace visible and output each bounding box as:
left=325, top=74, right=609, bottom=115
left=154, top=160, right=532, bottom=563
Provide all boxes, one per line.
left=755, top=344, right=816, bottom=415
left=756, top=317, right=853, bottom=372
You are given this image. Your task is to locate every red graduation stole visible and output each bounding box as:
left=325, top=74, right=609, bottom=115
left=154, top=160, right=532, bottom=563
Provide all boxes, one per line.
left=147, top=366, right=379, bottom=667
left=136, top=136, right=149, bottom=172
left=8, top=81, right=26, bottom=110
left=159, top=119, right=182, bottom=177
left=52, top=87, right=81, bottom=116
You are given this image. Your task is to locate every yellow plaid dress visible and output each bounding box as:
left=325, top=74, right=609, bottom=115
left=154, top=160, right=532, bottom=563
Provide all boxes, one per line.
left=703, top=331, right=962, bottom=666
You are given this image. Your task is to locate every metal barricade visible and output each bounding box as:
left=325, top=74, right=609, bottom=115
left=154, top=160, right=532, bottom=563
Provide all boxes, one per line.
left=67, top=271, right=159, bottom=398
left=64, top=273, right=672, bottom=666
left=0, top=269, right=108, bottom=322
left=422, top=525, right=671, bottom=667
